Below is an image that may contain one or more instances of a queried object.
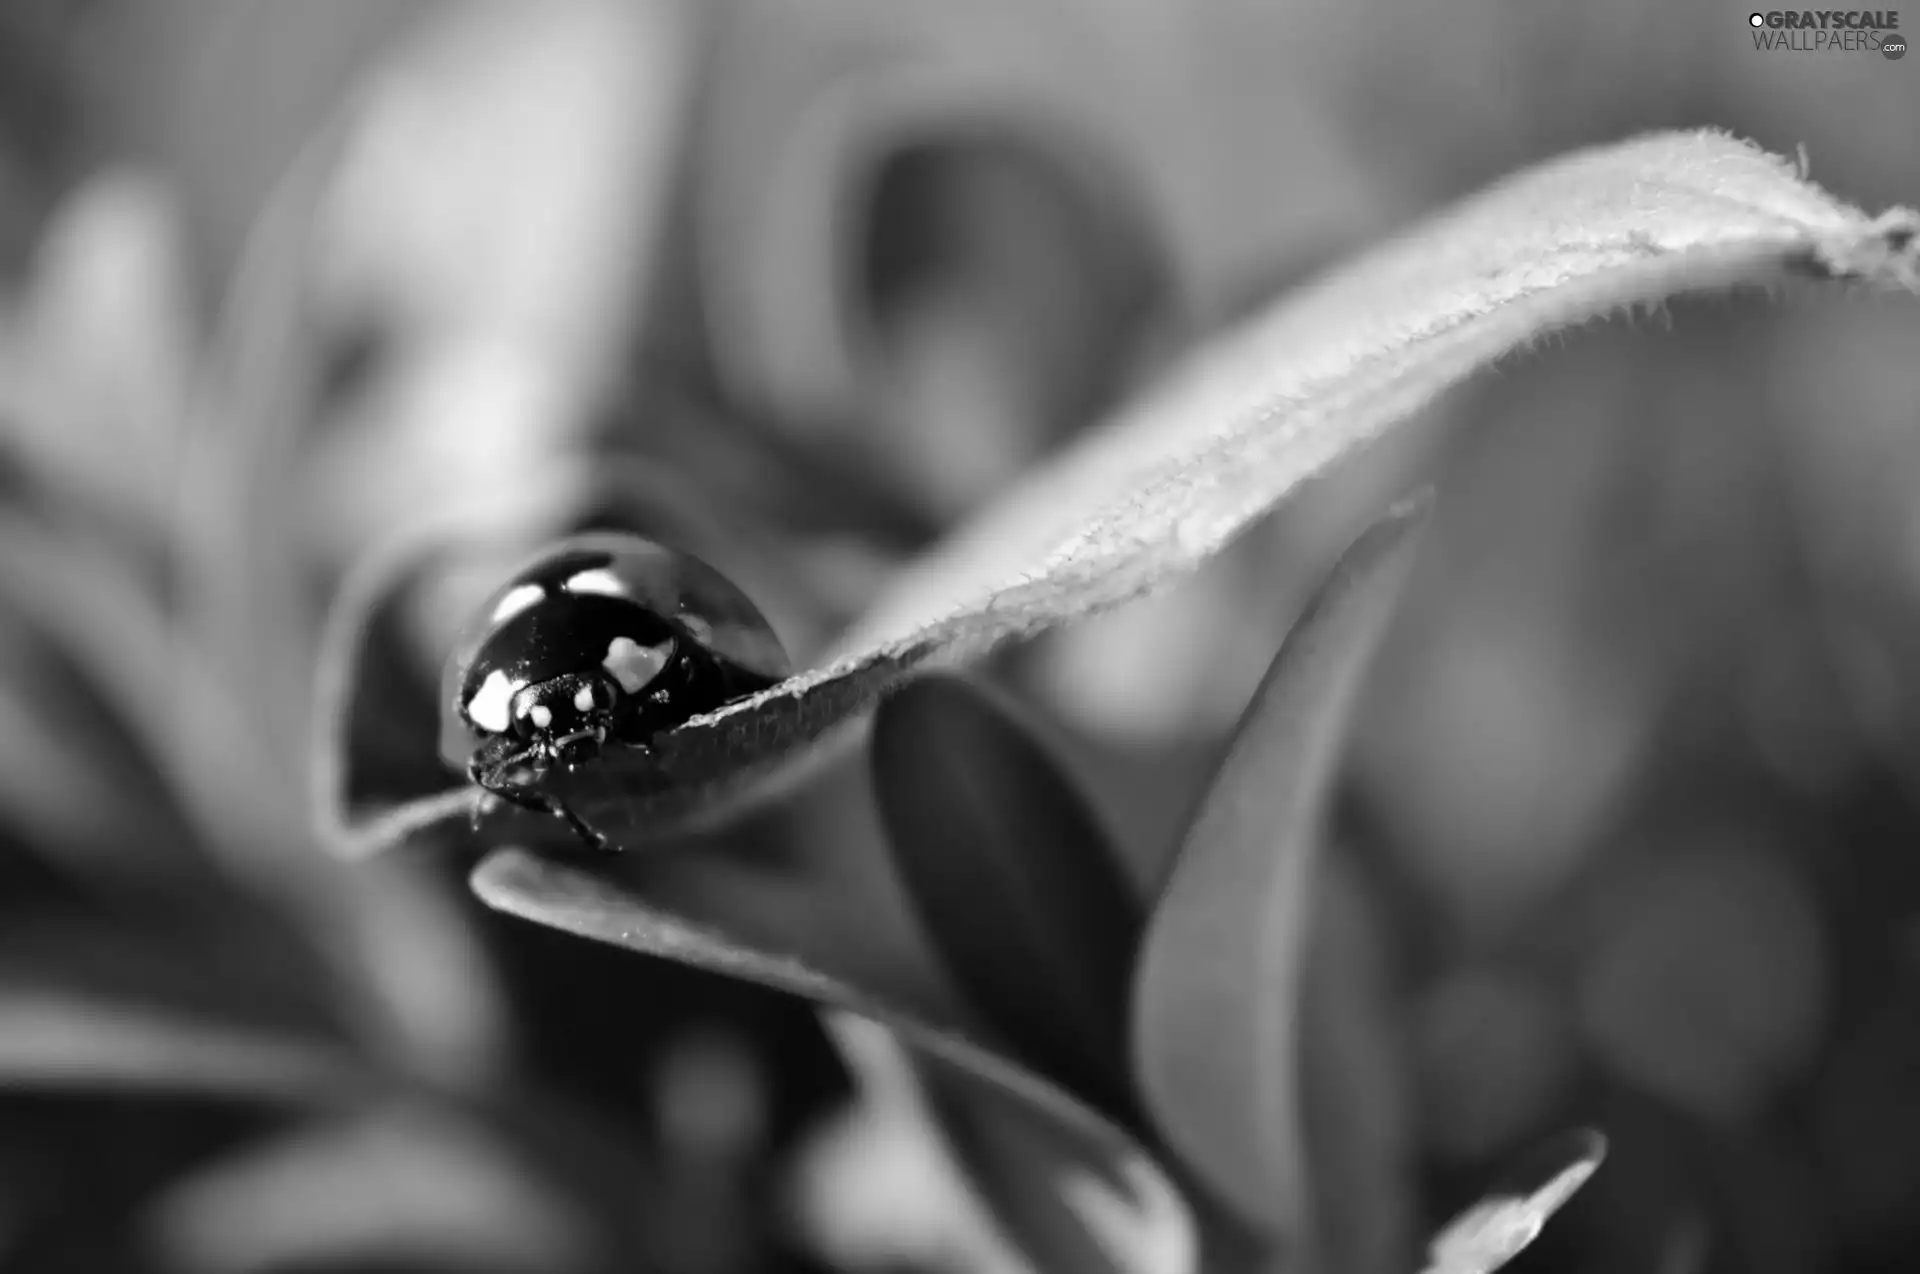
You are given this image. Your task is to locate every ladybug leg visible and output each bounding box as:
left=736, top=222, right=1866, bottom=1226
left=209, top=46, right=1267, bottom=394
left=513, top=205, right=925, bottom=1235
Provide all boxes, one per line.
left=468, top=746, right=612, bottom=853
left=544, top=800, right=612, bottom=854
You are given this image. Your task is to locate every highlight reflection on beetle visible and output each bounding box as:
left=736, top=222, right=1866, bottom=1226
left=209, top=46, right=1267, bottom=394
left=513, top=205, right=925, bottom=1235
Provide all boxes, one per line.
left=441, top=533, right=790, bottom=849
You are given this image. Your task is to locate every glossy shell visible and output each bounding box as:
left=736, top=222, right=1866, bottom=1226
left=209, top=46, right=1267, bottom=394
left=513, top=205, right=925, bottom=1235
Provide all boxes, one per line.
left=438, top=533, right=790, bottom=768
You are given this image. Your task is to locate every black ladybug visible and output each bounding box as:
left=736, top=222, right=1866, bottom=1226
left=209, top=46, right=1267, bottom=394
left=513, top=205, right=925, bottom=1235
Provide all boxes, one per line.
left=441, top=533, right=790, bottom=849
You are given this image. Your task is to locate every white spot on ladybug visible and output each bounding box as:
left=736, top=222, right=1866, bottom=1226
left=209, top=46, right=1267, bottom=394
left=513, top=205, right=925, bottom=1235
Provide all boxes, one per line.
left=490, top=582, right=545, bottom=624
left=563, top=568, right=626, bottom=599
left=679, top=613, right=714, bottom=645
left=527, top=704, right=553, bottom=729
left=466, top=669, right=516, bottom=733
left=603, top=635, right=672, bottom=693
left=573, top=684, right=597, bottom=713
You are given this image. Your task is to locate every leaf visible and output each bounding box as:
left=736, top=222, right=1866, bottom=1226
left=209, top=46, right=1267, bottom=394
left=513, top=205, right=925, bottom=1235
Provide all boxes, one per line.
left=0, top=987, right=360, bottom=1103
left=0, top=509, right=509, bottom=1093
left=1129, top=500, right=1427, bottom=1240
left=1421, top=1128, right=1607, bottom=1274
left=361, top=130, right=1919, bottom=854
left=302, top=0, right=698, bottom=580
left=175, top=107, right=348, bottom=809
left=320, top=0, right=688, bottom=357
left=787, top=1026, right=1036, bottom=1274
left=145, top=1106, right=601, bottom=1274
left=919, top=1058, right=1190, bottom=1274
left=871, top=673, right=1142, bottom=1114
left=0, top=513, right=282, bottom=858
left=121, top=125, right=528, bottom=1088
left=0, top=170, right=195, bottom=534
left=151, top=116, right=491, bottom=1078
left=828, top=131, right=1914, bottom=664
left=0, top=657, right=167, bottom=868
left=1579, top=835, right=1825, bottom=1122
left=471, top=845, right=1196, bottom=1274
left=1296, top=856, right=1416, bottom=1274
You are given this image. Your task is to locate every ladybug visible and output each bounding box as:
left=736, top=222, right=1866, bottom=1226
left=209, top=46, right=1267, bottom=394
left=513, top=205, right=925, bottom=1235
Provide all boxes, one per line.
left=440, top=532, right=790, bottom=849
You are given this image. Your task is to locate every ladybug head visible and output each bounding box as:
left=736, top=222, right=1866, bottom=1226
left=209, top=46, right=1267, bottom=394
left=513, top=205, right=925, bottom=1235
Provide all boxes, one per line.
left=509, top=673, right=619, bottom=768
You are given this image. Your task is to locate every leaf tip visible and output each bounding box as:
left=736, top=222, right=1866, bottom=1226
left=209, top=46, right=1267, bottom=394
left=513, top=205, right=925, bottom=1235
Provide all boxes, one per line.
left=1797, top=204, right=1920, bottom=290
left=467, top=844, right=550, bottom=919
left=1424, top=1126, right=1607, bottom=1274
left=1324, top=487, right=1434, bottom=609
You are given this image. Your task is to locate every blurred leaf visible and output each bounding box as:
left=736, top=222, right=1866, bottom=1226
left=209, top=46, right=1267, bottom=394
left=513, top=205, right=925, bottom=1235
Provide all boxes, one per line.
left=0, top=667, right=158, bottom=865
left=871, top=673, right=1141, bottom=1113
left=151, top=113, right=517, bottom=1092
left=1420, top=1128, right=1607, bottom=1274
left=1579, top=835, right=1825, bottom=1123
left=786, top=1038, right=1032, bottom=1274
left=356, top=130, right=1918, bottom=855
left=471, top=846, right=1196, bottom=1274
left=0, top=987, right=358, bottom=1102
left=921, top=1059, right=1190, bottom=1274
left=320, top=0, right=687, bottom=356
left=1413, top=966, right=1578, bottom=1164
left=1130, top=500, right=1427, bottom=1241
left=305, top=0, right=696, bottom=577
left=0, top=513, right=503, bottom=1092
left=1811, top=998, right=1920, bottom=1249
left=0, top=169, right=195, bottom=534
left=178, top=108, right=347, bottom=801
left=812, top=1012, right=1200, bottom=1274
left=0, top=512, right=279, bottom=855
left=691, top=0, right=1168, bottom=431
left=1296, top=856, right=1416, bottom=1274
left=145, top=1106, right=602, bottom=1274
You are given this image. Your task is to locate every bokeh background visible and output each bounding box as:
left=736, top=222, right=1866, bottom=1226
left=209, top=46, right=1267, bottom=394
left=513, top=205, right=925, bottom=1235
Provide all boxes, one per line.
left=2, top=2, right=1918, bottom=1272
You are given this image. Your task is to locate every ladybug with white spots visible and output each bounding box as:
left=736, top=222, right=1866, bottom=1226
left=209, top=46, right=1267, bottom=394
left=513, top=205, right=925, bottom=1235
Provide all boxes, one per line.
left=440, top=533, right=790, bottom=849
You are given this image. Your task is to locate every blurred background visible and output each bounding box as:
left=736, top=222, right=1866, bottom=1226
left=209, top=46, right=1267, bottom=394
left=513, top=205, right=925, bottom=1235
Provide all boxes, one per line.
left=1, top=1, right=1918, bottom=1272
